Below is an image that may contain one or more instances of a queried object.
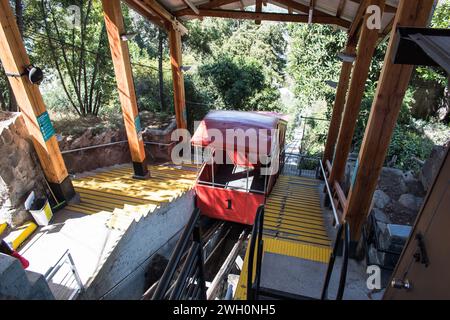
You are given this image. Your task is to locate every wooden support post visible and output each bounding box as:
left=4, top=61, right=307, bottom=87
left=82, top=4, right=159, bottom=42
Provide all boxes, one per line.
left=169, top=26, right=187, bottom=130
left=328, top=0, right=385, bottom=185
left=344, top=0, right=435, bottom=241
left=102, top=0, right=149, bottom=179
left=322, top=44, right=356, bottom=165
left=0, top=0, right=75, bottom=202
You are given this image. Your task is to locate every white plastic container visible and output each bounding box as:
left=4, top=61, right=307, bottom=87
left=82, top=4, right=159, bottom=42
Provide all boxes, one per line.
left=25, top=192, right=53, bottom=226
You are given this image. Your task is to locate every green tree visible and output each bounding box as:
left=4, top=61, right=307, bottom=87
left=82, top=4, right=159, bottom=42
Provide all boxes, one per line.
left=24, top=0, right=116, bottom=116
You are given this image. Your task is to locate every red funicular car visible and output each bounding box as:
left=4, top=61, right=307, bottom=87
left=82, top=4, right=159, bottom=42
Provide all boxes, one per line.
left=191, top=110, right=287, bottom=225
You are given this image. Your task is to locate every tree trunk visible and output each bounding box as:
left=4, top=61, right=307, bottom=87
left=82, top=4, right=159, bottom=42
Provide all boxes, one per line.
left=158, top=28, right=165, bottom=112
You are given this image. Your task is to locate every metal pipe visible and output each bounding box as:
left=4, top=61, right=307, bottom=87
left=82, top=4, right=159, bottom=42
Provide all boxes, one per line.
left=319, top=160, right=341, bottom=227
left=60, top=140, right=128, bottom=154
left=60, top=140, right=176, bottom=155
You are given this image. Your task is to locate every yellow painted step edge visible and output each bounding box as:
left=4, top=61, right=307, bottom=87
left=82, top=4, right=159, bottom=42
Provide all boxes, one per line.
left=11, top=222, right=37, bottom=250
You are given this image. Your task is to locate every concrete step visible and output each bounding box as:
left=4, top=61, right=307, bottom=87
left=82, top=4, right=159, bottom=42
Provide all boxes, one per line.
left=0, top=253, right=32, bottom=299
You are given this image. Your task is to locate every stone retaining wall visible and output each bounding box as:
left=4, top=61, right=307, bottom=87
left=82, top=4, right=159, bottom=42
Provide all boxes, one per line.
left=0, top=112, right=47, bottom=227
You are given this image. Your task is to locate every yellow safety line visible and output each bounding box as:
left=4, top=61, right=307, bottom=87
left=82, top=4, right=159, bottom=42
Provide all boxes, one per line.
left=235, top=236, right=331, bottom=300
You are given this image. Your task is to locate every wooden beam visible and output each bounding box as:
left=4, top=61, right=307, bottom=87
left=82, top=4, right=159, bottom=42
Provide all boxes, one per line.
left=0, top=0, right=75, bottom=202
left=347, top=0, right=368, bottom=46
left=270, top=0, right=352, bottom=28
left=123, top=0, right=165, bottom=28
left=102, top=0, right=149, bottom=179
left=308, top=0, right=315, bottom=24
left=129, top=0, right=188, bottom=35
left=336, top=0, right=346, bottom=18
left=255, top=0, right=263, bottom=25
left=168, top=26, right=187, bottom=130
left=349, top=0, right=396, bottom=13
left=322, top=44, right=356, bottom=165
left=183, top=0, right=200, bottom=15
left=182, top=9, right=351, bottom=28
left=344, top=0, right=435, bottom=241
left=270, top=0, right=311, bottom=14
left=328, top=0, right=385, bottom=185
left=174, top=0, right=240, bottom=16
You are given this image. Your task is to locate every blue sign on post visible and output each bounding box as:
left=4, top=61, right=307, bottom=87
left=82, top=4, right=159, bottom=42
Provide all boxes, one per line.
left=134, top=115, right=142, bottom=134
left=37, top=111, right=55, bottom=142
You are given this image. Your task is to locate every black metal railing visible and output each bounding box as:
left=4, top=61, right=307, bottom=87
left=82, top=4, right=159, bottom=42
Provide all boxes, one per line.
left=151, top=208, right=207, bottom=300
left=246, top=205, right=350, bottom=300
left=321, top=222, right=350, bottom=300
left=246, top=205, right=265, bottom=300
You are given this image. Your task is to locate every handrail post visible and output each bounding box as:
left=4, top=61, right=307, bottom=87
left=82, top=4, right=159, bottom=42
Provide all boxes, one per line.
left=193, top=219, right=207, bottom=300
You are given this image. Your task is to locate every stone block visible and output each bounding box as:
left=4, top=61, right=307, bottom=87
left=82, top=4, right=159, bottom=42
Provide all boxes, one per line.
left=26, top=271, right=55, bottom=300
left=0, top=253, right=32, bottom=299
left=372, top=190, right=391, bottom=209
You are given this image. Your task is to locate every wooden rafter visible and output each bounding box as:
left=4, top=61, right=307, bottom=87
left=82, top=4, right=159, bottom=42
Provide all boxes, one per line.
left=347, top=0, right=367, bottom=46
left=270, top=0, right=351, bottom=29
left=175, top=0, right=240, bottom=16
left=123, top=0, right=165, bottom=28
left=126, top=0, right=188, bottom=34
left=349, top=0, right=396, bottom=13
left=181, top=9, right=351, bottom=27
left=256, top=0, right=263, bottom=25
left=308, top=0, right=315, bottom=24
left=336, top=0, right=346, bottom=18
left=183, top=0, right=200, bottom=15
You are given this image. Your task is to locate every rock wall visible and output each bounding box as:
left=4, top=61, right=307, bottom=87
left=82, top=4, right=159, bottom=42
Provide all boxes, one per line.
left=59, top=128, right=131, bottom=174
left=58, top=119, right=178, bottom=174
left=0, top=112, right=47, bottom=227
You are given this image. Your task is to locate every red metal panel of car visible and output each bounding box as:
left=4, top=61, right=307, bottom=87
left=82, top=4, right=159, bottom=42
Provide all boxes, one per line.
left=195, top=184, right=265, bottom=225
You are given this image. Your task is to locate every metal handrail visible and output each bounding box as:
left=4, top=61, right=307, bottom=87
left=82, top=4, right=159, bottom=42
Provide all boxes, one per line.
left=319, top=160, right=341, bottom=227
left=247, top=205, right=265, bottom=300
left=152, top=208, right=206, bottom=300
left=321, top=222, right=350, bottom=300
left=45, top=249, right=84, bottom=300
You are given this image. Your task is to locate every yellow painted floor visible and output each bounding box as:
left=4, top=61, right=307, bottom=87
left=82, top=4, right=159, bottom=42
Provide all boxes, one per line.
left=66, top=163, right=197, bottom=230
left=235, top=175, right=332, bottom=300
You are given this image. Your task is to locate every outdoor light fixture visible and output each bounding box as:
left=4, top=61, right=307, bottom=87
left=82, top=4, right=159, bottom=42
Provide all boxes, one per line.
left=338, top=52, right=357, bottom=63
left=325, top=80, right=338, bottom=89
left=120, top=32, right=137, bottom=41
left=181, top=65, right=192, bottom=72
left=4, top=65, right=44, bottom=85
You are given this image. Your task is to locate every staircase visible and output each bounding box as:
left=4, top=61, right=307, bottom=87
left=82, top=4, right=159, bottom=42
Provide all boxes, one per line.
left=235, top=175, right=335, bottom=300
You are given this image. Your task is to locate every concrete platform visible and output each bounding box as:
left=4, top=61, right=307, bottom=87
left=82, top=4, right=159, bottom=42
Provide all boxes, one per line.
left=18, top=163, right=197, bottom=299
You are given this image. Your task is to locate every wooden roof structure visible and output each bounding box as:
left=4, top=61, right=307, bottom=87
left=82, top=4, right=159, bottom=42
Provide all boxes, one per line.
left=124, top=0, right=399, bottom=37
left=0, top=0, right=437, bottom=246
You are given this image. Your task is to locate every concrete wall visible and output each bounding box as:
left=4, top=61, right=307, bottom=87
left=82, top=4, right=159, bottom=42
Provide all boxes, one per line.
left=0, top=253, right=54, bottom=300
left=0, top=112, right=47, bottom=227
left=81, top=189, right=195, bottom=300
